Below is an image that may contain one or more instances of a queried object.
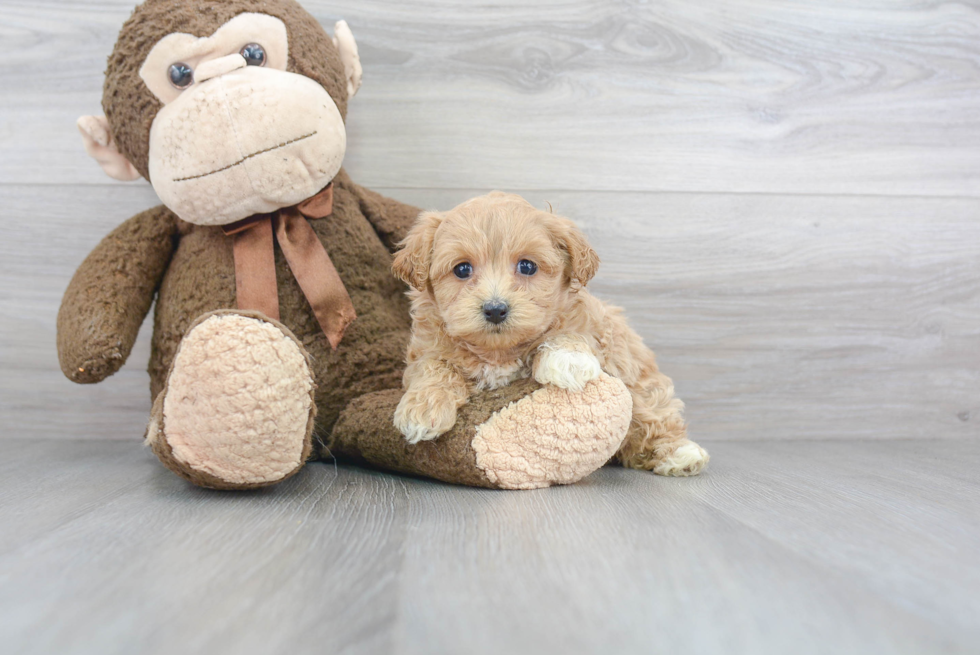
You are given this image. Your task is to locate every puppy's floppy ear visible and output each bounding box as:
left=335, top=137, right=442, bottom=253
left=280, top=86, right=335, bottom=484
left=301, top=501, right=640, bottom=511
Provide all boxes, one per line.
left=546, top=214, right=600, bottom=286
left=392, top=211, right=444, bottom=290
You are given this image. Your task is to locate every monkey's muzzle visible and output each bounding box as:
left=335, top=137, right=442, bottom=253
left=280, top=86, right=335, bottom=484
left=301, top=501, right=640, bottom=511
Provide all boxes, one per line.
left=148, top=66, right=347, bottom=226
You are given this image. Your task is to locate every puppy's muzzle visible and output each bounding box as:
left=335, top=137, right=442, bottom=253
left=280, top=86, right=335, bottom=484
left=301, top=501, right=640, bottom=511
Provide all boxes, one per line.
left=482, top=300, right=509, bottom=325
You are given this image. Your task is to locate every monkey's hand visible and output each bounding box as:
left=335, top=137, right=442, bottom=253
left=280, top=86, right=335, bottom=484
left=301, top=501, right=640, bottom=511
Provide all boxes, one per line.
left=58, top=206, right=178, bottom=384
left=533, top=335, right=602, bottom=393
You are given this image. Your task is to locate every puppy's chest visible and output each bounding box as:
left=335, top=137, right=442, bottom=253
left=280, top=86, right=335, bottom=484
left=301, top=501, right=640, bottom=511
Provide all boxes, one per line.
left=469, top=359, right=531, bottom=391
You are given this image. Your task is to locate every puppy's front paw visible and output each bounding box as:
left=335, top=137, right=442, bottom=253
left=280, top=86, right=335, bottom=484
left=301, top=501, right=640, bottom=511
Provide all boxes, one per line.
left=534, top=347, right=602, bottom=392
left=394, top=390, right=459, bottom=444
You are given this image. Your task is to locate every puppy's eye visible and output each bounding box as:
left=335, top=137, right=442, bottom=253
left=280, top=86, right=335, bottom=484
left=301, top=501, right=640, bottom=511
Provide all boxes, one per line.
left=453, top=262, right=473, bottom=279
left=517, top=259, right=537, bottom=276
left=168, top=63, right=194, bottom=89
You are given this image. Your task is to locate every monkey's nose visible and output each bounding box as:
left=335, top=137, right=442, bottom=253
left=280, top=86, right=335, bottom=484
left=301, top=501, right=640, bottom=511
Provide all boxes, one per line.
left=482, top=300, right=509, bottom=325
left=194, top=54, right=248, bottom=84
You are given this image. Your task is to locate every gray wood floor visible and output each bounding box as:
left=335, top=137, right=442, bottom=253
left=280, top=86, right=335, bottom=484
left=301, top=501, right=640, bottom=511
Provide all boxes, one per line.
left=0, top=438, right=977, bottom=655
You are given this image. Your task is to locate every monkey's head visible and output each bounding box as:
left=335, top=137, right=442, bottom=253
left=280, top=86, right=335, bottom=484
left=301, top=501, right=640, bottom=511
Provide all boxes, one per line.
left=79, top=0, right=362, bottom=226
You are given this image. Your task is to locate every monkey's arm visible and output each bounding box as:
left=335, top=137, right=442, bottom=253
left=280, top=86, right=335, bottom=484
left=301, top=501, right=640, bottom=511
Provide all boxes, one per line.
left=337, top=171, right=421, bottom=252
left=57, top=206, right=179, bottom=384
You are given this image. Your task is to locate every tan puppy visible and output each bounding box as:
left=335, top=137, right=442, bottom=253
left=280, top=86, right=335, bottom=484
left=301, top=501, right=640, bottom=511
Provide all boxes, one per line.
left=391, top=192, right=708, bottom=476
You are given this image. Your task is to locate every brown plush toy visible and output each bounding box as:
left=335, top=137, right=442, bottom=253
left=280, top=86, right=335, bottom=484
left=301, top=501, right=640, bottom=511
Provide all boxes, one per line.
left=58, top=0, right=633, bottom=490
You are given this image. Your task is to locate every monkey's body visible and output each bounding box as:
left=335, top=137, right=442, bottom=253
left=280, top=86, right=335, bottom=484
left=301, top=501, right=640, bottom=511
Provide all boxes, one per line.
left=145, top=171, right=413, bottom=431
left=58, top=0, right=634, bottom=490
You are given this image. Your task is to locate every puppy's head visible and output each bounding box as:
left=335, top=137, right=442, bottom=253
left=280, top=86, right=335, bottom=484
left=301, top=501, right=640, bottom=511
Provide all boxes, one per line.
left=392, top=192, right=599, bottom=350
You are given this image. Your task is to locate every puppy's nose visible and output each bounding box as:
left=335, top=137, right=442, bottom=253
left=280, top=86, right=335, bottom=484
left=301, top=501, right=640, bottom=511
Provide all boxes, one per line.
left=482, top=300, right=509, bottom=325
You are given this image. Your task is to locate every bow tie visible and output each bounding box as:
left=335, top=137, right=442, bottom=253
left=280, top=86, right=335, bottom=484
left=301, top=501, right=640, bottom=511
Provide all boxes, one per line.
left=221, top=183, right=356, bottom=350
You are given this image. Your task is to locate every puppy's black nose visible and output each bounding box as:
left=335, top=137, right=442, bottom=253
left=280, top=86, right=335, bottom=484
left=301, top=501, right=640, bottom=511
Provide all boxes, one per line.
left=482, top=300, right=509, bottom=325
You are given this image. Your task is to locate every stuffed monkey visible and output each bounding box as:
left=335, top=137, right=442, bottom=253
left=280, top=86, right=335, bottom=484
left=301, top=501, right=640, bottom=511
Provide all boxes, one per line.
left=58, top=0, right=633, bottom=490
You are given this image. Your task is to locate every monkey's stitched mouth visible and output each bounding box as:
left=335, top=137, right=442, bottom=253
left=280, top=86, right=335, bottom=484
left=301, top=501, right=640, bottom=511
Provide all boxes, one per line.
left=173, top=131, right=318, bottom=182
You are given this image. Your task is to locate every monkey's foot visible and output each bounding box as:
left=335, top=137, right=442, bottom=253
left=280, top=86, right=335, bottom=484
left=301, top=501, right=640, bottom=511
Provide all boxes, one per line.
left=471, top=374, right=633, bottom=489
left=146, top=310, right=316, bottom=490
left=330, top=374, right=633, bottom=490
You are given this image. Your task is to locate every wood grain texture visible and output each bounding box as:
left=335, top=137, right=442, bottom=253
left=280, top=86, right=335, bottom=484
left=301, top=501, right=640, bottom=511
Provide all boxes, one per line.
left=0, top=438, right=977, bottom=654
left=3, top=184, right=977, bottom=441
left=1, top=0, right=979, bottom=194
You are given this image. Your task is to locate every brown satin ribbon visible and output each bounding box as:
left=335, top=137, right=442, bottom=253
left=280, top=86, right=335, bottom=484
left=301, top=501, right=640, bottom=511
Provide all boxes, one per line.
left=221, top=183, right=356, bottom=350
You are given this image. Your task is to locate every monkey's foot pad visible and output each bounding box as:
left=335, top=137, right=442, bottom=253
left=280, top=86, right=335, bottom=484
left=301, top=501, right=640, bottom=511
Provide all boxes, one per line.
left=473, top=374, right=633, bottom=489
left=147, top=311, right=315, bottom=489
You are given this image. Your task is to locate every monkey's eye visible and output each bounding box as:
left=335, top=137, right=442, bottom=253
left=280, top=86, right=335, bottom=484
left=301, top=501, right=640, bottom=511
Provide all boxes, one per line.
left=168, top=63, right=193, bottom=89
left=517, top=260, right=538, bottom=276
left=240, top=43, right=266, bottom=66
left=453, top=262, right=473, bottom=280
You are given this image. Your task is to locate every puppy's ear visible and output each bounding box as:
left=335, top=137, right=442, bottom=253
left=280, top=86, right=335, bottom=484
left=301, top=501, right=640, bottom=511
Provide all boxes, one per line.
left=547, top=214, right=600, bottom=286
left=392, top=211, right=443, bottom=290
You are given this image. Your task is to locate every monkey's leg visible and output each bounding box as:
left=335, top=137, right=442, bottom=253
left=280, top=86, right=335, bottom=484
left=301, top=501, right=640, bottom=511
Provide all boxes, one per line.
left=615, top=370, right=709, bottom=477
left=327, top=374, right=633, bottom=490
left=146, top=310, right=316, bottom=490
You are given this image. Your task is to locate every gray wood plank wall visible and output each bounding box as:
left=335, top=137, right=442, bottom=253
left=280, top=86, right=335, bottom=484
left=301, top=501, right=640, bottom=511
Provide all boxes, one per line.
left=1, top=0, right=978, bottom=441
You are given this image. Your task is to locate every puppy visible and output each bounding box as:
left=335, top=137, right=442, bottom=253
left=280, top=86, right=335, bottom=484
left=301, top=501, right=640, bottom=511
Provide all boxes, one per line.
left=391, top=192, right=708, bottom=476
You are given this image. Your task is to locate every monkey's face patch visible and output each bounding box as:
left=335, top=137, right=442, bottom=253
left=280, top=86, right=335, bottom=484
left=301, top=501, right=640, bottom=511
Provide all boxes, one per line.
left=140, top=13, right=347, bottom=226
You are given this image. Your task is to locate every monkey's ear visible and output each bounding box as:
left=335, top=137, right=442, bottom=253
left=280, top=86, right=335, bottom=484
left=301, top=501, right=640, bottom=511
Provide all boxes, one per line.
left=392, top=211, right=443, bottom=291
left=332, top=20, right=363, bottom=98
left=77, top=116, right=141, bottom=181
left=547, top=214, right=600, bottom=286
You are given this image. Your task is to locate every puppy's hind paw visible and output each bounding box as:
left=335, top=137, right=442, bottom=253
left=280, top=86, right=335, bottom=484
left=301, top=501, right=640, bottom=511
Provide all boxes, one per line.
left=534, top=347, right=602, bottom=393
left=653, top=441, right=709, bottom=477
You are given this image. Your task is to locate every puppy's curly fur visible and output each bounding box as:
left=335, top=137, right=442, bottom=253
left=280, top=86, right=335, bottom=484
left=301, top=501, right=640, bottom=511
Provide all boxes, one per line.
left=391, top=192, right=708, bottom=476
